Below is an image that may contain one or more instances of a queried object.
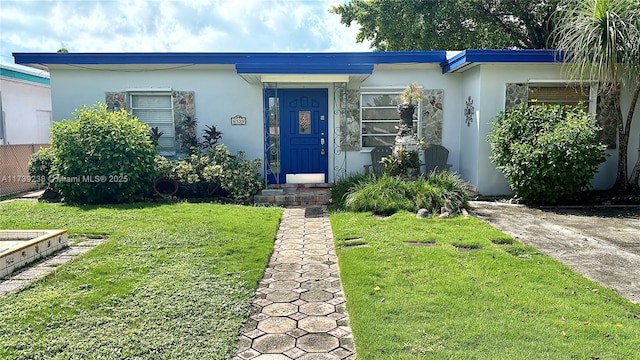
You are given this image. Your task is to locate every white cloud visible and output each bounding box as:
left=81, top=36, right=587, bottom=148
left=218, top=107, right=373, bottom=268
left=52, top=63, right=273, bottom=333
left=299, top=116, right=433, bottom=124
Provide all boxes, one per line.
left=0, top=0, right=371, bottom=65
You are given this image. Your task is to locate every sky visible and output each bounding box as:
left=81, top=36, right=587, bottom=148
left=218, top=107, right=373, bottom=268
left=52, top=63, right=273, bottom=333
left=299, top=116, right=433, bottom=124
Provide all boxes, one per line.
left=0, top=0, right=372, bottom=69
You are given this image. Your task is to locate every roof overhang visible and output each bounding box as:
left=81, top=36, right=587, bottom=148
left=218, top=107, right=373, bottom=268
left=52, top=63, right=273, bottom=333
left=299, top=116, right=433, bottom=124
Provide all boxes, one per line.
left=0, top=65, right=50, bottom=85
left=14, top=50, right=569, bottom=79
left=12, top=51, right=447, bottom=83
left=441, top=49, right=566, bottom=74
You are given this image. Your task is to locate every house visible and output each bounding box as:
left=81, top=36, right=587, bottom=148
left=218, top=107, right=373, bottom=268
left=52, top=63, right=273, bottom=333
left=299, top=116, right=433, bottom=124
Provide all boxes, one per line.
left=0, top=64, right=52, bottom=145
left=12, top=50, right=640, bottom=196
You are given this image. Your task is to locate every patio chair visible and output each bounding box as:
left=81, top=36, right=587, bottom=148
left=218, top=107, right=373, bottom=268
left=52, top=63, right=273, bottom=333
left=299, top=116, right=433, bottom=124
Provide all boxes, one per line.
left=424, top=145, right=452, bottom=173
left=363, top=146, right=392, bottom=175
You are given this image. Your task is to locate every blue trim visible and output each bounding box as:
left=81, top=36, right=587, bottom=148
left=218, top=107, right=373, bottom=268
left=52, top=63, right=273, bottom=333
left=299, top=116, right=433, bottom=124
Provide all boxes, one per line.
left=0, top=67, right=49, bottom=85
left=13, top=51, right=447, bottom=65
left=13, top=51, right=446, bottom=75
left=13, top=50, right=568, bottom=76
left=236, top=63, right=374, bottom=75
left=442, top=49, right=566, bottom=73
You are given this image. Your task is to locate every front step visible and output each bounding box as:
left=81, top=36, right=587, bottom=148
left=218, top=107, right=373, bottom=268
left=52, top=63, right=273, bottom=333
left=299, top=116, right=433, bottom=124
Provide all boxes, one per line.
left=254, top=184, right=332, bottom=206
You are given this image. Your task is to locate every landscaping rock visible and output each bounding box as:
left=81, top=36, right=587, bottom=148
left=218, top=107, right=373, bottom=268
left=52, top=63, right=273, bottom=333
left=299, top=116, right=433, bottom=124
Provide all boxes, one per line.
left=416, top=208, right=430, bottom=219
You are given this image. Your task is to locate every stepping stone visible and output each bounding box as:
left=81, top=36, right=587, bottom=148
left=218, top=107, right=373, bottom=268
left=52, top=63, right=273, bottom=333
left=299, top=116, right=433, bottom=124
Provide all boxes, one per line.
left=252, top=334, right=296, bottom=353
left=297, top=333, right=339, bottom=352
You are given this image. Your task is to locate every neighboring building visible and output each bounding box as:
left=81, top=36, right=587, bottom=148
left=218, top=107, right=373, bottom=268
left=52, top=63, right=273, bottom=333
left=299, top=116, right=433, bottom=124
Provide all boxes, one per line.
left=13, top=50, right=640, bottom=196
left=0, top=64, right=52, bottom=145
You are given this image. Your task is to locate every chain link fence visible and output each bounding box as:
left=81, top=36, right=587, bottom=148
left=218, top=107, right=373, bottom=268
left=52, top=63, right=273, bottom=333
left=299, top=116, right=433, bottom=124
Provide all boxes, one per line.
left=0, top=144, right=49, bottom=196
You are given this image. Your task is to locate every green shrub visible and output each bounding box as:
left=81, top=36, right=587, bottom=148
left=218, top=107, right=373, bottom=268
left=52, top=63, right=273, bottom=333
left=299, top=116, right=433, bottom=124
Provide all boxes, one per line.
left=424, top=170, right=470, bottom=212
left=343, top=172, right=469, bottom=216
left=167, top=153, right=220, bottom=197
left=154, top=155, right=174, bottom=179
left=161, top=145, right=263, bottom=200
left=410, top=179, right=442, bottom=214
left=345, top=175, right=414, bottom=215
left=488, top=103, right=607, bottom=203
left=208, top=145, right=263, bottom=200
left=331, top=172, right=376, bottom=209
left=27, top=147, right=55, bottom=188
left=50, top=102, right=157, bottom=204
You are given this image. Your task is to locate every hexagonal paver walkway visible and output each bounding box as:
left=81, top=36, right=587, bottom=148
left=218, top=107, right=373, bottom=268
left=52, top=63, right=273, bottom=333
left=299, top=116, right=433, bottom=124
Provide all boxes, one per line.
left=234, top=206, right=356, bottom=360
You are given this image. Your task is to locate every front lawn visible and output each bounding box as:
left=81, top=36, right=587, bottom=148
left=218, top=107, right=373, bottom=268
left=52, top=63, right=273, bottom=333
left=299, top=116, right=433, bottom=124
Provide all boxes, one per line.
left=0, top=200, right=282, bottom=359
left=331, top=211, right=640, bottom=359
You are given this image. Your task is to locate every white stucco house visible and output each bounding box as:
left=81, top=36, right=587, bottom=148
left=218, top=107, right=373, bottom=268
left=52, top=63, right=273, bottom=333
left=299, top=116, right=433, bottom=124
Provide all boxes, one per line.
left=12, top=50, right=640, bottom=196
left=0, top=64, right=52, bottom=145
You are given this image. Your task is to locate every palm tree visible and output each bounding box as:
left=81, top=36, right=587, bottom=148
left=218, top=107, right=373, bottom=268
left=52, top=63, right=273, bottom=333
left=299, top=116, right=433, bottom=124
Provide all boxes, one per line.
left=553, top=0, right=640, bottom=190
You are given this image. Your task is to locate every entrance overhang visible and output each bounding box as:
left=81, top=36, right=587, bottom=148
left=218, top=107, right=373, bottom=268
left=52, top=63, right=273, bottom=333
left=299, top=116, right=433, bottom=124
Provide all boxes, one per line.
left=260, top=74, right=349, bottom=83
left=238, top=73, right=369, bottom=84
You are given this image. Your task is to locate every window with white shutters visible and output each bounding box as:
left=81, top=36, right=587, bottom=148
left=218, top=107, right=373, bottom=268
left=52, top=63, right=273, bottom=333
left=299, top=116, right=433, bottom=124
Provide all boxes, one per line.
left=130, top=93, right=174, bottom=152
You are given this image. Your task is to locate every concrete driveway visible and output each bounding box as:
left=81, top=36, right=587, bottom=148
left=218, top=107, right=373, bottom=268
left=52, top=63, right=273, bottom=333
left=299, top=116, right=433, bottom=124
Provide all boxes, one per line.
left=470, top=201, right=640, bottom=305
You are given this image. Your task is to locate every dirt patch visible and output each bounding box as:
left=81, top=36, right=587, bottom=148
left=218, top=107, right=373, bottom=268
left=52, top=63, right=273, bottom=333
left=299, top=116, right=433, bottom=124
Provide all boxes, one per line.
left=471, top=201, right=640, bottom=305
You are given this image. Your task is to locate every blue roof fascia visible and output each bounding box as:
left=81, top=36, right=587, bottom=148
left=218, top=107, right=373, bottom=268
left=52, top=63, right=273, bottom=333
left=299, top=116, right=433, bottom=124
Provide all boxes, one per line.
left=442, top=49, right=566, bottom=73
left=13, top=52, right=249, bottom=65
left=236, top=63, right=374, bottom=75
left=13, top=51, right=447, bottom=75
left=0, top=67, right=50, bottom=85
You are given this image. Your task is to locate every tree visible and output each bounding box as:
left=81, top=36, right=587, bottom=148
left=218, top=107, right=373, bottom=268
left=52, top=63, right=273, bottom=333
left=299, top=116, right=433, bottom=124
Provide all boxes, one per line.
left=553, top=0, right=640, bottom=191
left=330, top=0, right=560, bottom=50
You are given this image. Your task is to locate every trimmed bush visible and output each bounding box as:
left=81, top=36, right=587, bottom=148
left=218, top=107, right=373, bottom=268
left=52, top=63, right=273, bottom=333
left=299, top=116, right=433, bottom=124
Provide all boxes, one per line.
left=27, top=147, right=55, bottom=188
left=50, top=102, right=157, bottom=204
left=488, top=103, right=607, bottom=203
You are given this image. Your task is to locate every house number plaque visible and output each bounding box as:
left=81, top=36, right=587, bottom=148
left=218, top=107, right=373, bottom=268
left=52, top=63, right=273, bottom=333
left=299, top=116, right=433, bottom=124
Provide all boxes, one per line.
left=231, top=115, right=247, bottom=125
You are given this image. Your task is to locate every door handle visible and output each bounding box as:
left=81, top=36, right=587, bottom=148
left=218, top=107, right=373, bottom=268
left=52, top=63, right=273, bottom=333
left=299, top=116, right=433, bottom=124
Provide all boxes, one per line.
left=320, top=137, right=326, bottom=155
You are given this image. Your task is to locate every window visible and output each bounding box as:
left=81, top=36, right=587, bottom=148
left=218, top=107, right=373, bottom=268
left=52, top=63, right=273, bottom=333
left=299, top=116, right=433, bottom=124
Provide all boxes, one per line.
left=527, top=84, right=595, bottom=112
left=508, top=82, right=614, bottom=147
left=130, top=93, right=174, bottom=152
left=361, top=91, right=419, bottom=148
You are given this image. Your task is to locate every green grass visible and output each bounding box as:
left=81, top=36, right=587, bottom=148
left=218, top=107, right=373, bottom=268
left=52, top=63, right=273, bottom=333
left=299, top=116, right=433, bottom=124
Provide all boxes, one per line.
left=0, top=200, right=282, bottom=359
left=330, top=211, right=640, bottom=359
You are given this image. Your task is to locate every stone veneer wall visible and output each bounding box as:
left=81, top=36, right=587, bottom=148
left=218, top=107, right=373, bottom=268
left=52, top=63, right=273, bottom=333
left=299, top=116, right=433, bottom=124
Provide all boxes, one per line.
left=171, top=91, right=196, bottom=149
left=337, top=88, right=361, bottom=151
left=421, top=89, right=444, bottom=147
left=505, top=83, right=528, bottom=111
left=105, top=92, right=127, bottom=111
left=172, top=91, right=195, bottom=128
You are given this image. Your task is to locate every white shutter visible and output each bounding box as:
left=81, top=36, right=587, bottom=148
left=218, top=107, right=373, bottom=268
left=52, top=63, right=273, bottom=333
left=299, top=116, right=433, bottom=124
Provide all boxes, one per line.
left=130, top=94, right=174, bottom=151
left=131, top=94, right=172, bottom=108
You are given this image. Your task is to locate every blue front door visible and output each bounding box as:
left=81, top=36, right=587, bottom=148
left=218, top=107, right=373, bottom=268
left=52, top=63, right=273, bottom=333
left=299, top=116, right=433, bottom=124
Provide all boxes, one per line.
left=265, top=89, right=328, bottom=184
